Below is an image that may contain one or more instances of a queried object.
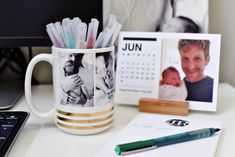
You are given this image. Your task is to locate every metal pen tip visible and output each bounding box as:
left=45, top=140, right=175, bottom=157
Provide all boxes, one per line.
left=214, top=128, right=221, bottom=132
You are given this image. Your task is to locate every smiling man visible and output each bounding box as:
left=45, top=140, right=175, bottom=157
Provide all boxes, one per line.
left=178, top=39, right=213, bottom=102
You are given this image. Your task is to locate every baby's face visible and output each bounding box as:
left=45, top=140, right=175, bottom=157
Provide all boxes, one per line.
left=64, top=60, right=74, bottom=75
left=96, top=56, right=106, bottom=76
left=163, top=71, right=181, bottom=87
left=63, top=53, right=76, bottom=75
left=161, top=18, right=185, bottom=33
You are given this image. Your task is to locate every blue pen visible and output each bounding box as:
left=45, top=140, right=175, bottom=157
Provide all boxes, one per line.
left=115, top=128, right=221, bottom=155
left=62, top=18, right=75, bottom=48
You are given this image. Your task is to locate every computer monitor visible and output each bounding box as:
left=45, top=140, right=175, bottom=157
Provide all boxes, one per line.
left=0, top=0, right=103, bottom=109
left=0, top=0, right=103, bottom=47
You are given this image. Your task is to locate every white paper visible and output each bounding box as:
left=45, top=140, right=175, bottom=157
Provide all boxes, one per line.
left=95, top=113, right=222, bottom=157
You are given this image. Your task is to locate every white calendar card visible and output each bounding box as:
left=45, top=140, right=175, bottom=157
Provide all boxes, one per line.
left=114, top=32, right=221, bottom=112
left=115, top=32, right=161, bottom=105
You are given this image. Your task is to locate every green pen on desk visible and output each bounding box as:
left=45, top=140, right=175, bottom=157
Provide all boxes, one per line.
left=115, top=128, right=221, bottom=156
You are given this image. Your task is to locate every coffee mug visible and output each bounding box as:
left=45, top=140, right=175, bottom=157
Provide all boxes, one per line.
left=25, top=46, right=115, bottom=135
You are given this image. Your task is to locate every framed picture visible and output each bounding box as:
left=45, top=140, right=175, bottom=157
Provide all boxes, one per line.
left=103, top=0, right=208, bottom=33
left=115, top=32, right=221, bottom=111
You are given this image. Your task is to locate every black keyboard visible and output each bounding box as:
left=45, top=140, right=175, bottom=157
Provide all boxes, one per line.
left=0, top=111, right=29, bottom=157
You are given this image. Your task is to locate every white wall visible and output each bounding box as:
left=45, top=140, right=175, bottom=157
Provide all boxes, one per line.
left=29, top=0, right=235, bottom=87
left=209, top=0, right=235, bottom=86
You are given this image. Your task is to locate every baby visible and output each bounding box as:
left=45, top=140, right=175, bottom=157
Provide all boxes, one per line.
left=159, top=66, right=187, bottom=100
left=95, top=54, right=114, bottom=106
left=160, top=16, right=200, bottom=33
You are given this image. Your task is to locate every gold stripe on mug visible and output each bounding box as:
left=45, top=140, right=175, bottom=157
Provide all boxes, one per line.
left=56, top=114, right=113, bottom=123
left=56, top=120, right=113, bottom=130
left=56, top=106, right=114, bottom=117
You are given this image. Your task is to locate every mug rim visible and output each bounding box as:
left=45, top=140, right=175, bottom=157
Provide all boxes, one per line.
left=52, top=45, right=114, bottom=54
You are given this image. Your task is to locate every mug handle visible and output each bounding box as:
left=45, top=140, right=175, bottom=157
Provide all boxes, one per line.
left=25, top=54, right=54, bottom=118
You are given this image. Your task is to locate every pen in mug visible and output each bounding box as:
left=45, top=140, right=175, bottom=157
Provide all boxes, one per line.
left=102, top=22, right=118, bottom=48
left=47, top=23, right=64, bottom=48
left=61, top=18, right=70, bottom=48
left=102, top=16, right=122, bottom=47
left=101, top=28, right=112, bottom=48
left=71, top=17, right=81, bottom=37
left=46, top=15, right=121, bottom=49
left=46, top=28, right=56, bottom=46
left=72, top=17, right=82, bottom=49
left=86, top=18, right=99, bottom=49
left=75, top=23, right=85, bottom=49
left=62, top=18, right=75, bottom=48
left=86, top=21, right=93, bottom=48
left=94, top=16, right=113, bottom=48
left=94, top=32, right=104, bottom=48
left=105, top=14, right=116, bottom=28
left=111, top=23, right=122, bottom=45
left=80, top=22, right=87, bottom=49
left=46, top=23, right=64, bottom=48
left=115, top=127, right=221, bottom=156
left=54, top=22, right=66, bottom=47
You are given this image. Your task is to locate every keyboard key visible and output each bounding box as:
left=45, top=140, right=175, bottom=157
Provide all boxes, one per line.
left=6, top=115, right=18, bottom=120
left=3, top=119, right=18, bottom=126
left=0, top=125, right=14, bottom=138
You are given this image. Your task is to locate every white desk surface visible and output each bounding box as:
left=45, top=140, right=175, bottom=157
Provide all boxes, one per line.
left=8, top=83, right=235, bottom=157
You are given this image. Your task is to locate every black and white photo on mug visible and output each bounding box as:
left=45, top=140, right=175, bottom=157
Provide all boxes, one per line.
left=95, top=51, right=115, bottom=106
left=59, top=52, right=94, bottom=107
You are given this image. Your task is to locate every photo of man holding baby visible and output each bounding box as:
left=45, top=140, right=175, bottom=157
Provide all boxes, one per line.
left=60, top=53, right=94, bottom=106
left=158, top=35, right=220, bottom=111
left=104, top=0, right=208, bottom=33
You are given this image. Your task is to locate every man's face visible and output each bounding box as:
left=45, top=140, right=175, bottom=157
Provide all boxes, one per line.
left=180, top=45, right=210, bottom=82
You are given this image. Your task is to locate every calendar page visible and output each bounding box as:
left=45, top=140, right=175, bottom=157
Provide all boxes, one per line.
left=115, top=32, right=161, bottom=105
left=115, top=32, right=221, bottom=112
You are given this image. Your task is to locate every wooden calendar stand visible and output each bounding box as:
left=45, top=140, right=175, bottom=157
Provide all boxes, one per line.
left=139, top=98, right=189, bottom=116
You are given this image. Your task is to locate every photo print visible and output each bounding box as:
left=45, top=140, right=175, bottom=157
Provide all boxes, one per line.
left=59, top=52, right=95, bottom=107
left=103, top=0, right=208, bottom=33
left=160, top=34, right=221, bottom=111
left=95, top=51, right=115, bottom=106
left=115, top=32, right=221, bottom=111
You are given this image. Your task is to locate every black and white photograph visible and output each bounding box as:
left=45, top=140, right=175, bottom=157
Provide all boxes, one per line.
left=103, top=0, right=208, bottom=33
left=60, top=52, right=94, bottom=107
left=95, top=51, right=115, bottom=106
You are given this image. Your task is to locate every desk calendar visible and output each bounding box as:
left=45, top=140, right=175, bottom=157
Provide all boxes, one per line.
left=115, top=32, right=161, bottom=105
left=114, top=32, right=221, bottom=112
